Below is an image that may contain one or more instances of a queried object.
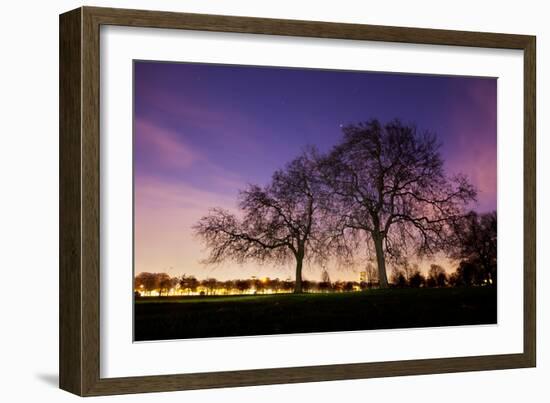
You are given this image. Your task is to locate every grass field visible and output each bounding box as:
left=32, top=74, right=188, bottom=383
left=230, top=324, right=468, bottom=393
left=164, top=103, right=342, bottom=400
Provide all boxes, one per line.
left=134, top=287, right=497, bottom=341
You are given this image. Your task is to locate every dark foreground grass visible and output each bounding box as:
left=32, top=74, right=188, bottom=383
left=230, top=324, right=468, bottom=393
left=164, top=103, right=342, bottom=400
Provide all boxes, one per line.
left=134, top=287, right=496, bottom=341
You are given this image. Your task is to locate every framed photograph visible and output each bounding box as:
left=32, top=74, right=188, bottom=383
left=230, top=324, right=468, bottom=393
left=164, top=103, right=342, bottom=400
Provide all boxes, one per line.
left=59, top=6, right=536, bottom=396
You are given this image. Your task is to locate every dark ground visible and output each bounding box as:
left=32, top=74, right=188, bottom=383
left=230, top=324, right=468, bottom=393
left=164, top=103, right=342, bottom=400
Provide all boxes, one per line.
left=134, top=287, right=497, bottom=341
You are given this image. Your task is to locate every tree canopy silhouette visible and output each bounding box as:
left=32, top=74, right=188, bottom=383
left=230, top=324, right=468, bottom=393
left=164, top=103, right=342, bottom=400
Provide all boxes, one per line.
left=320, top=119, right=476, bottom=287
left=193, top=151, right=329, bottom=293
left=451, top=211, right=497, bottom=285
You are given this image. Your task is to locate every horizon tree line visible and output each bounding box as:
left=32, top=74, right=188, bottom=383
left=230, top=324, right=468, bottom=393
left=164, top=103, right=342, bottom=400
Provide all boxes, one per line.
left=193, top=119, right=494, bottom=293
left=134, top=257, right=494, bottom=297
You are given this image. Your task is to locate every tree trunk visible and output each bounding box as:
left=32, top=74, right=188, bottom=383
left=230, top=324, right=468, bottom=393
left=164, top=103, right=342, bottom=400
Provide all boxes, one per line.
left=294, top=255, right=303, bottom=293
left=373, top=233, right=389, bottom=288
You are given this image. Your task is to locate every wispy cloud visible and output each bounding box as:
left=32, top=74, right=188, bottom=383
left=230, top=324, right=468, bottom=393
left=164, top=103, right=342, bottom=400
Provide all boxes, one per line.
left=442, top=79, right=497, bottom=213
left=135, top=118, right=198, bottom=169
left=137, top=83, right=266, bottom=155
left=135, top=175, right=238, bottom=213
left=445, top=141, right=496, bottom=213
left=134, top=117, right=248, bottom=193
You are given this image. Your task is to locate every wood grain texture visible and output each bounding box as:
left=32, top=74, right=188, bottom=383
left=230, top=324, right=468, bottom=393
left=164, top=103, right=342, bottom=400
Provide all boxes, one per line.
left=81, top=6, right=102, bottom=396
left=59, top=7, right=82, bottom=396
left=523, top=38, right=536, bottom=367
left=85, top=353, right=532, bottom=396
left=59, top=6, right=537, bottom=396
left=86, top=6, right=532, bottom=49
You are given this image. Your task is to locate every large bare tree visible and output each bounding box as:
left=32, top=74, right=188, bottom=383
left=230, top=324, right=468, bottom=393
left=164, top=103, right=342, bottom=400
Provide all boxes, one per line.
left=193, top=151, right=328, bottom=293
left=320, top=119, right=476, bottom=288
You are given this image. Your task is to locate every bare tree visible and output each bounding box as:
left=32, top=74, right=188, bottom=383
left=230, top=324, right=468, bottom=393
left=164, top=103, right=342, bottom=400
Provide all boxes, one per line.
left=269, top=278, right=282, bottom=293
left=320, top=119, right=476, bottom=288
left=134, top=272, right=158, bottom=296
left=156, top=273, right=173, bottom=296
left=427, top=264, right=448, bottom=287
left=318, top=269, right=332, bottom=292
left=179, top=274, right=199, bottom=295
left=390, top=267, right=408, bottom=288
left=451, top=211, right=497, bottom=285
left=409, top=270, right=426, bottom=288
left=399, top=261, right=417, bottom=283
left=365, top=261, right=378, bottom=286
left=235, top=279, right=249, bottom=294
left=202, top=278, right=218, bottom=295
left=222, top=280, right=236, bottom=294
left=194, top=151, right=329, bottom=293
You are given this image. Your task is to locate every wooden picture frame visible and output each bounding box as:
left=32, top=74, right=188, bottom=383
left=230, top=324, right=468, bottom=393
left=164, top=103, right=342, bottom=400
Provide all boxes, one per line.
left=59, top=6, right=536, bottom=396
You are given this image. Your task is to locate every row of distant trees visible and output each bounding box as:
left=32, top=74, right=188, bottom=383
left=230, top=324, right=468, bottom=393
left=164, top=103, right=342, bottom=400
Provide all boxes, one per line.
left=389, top=261, right=493, bottom=289
left=134, top=256, right=494, bottom=297
left=135, top=272, right=365, bottom=296
left=193, top=119, right=495, bottom=292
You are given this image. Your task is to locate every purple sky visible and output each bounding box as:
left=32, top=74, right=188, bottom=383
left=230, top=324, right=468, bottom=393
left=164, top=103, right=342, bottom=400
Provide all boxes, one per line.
left=134, top=61, right=497, bottom=281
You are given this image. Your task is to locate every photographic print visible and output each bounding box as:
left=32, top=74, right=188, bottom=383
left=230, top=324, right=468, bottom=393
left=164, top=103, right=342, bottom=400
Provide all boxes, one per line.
left=133, top=61, right=497, bottom=342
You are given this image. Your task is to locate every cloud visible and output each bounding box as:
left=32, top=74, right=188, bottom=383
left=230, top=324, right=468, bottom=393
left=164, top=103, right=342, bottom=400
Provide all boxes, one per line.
left=136, top=83, right=265, bottom=155
left=442, top=80, right=497, bottom=213
left=444, top=136, right=496, bottom=213
left=135, top=118, right=199, bottom=169
left=134, top=117, right=249, bottom=193
left=135, top=175, right=238, bottom=213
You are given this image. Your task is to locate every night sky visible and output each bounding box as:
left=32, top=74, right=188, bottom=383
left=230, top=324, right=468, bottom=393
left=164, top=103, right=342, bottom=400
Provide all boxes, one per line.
left=134, top=61, right=497, bottom=281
